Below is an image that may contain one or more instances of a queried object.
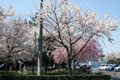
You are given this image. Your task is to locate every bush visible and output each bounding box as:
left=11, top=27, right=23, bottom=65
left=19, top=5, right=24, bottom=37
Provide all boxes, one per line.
left=0, top=75, right=111, bottom=80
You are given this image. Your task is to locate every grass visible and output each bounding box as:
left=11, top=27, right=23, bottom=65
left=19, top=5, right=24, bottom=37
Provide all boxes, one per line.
left=0, top=69, right=102, bottom=76
left=0, top=70, right=68, bottom=76
left=0, top=71, right=39, bottom=76
left=0, top=71, right=24, bottom=76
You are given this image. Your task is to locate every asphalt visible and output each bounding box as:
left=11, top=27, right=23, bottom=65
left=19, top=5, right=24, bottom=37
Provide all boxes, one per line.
left=101, top=71, right=120, bottom=80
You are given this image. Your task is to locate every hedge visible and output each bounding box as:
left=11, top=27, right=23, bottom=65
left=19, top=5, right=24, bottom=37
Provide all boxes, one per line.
left=0, top=75, right=111, bottom=80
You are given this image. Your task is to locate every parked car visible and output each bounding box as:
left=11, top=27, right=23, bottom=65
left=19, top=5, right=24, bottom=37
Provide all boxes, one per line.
left=99, top=65, right=108, bottom=71
left=99, top=64, right=112, bottom=71
left=0, top=64, right=4, bottom=68
left=107, top=64, right=119, bottom=71
left=0, top=64, right=5, bottom=70
left=114, top=65, right=120, bottom=71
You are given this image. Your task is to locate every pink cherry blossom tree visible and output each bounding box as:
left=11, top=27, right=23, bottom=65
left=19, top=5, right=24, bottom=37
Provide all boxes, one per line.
left=52, top=39, right=103, bottom=64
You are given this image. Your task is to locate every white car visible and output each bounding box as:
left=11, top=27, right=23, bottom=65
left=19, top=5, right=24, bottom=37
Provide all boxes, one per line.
left=99, top=65, right=112, bottom=71
left=99, top=65, right=107, bottom=71
left=114, top=65, right=120, bottom=71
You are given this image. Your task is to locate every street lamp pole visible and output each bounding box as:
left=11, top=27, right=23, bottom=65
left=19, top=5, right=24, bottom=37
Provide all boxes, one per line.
left=38, top=0, right=43, bottom=76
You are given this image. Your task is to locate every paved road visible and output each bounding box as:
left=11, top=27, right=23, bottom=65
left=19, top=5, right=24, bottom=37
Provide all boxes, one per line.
left=101, top=71, right=120, bottom=79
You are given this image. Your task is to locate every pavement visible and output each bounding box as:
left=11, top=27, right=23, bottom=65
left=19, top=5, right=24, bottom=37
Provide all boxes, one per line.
left=101, top=71, right=120, bottom=80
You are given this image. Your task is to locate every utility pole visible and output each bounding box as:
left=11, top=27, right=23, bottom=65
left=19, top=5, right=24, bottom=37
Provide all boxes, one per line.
left=38, top=0, right=43, bottom=76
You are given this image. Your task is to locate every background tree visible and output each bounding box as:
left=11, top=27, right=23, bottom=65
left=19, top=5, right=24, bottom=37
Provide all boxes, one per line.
left=0, top=17, right=30, bottom=72
left=42, top=36, right=55, bottom=74
left=0, top=6, right=14, bottom=73
left=105, top=52, right=120, bottom=64
left=52, top=39, right=103, bottom=70
left=34, top=0, right=118, bottom=75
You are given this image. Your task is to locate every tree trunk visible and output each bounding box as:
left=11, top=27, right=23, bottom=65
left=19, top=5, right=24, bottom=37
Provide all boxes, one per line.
left=15, top=60, right=19, bottom=72
left=66, top=48, right=72, bottom=75
left=5, top=61, right=8, bottom=74
left=32, top=57, right=35, bottom=74
left=73, top=60, right=75, bottom=71
left=44, top=63, right=47, bottom=75
left=68, top=58, right=72, bottom=75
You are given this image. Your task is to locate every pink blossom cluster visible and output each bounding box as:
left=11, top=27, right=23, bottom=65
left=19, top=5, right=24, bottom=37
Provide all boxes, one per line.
left=52, top=39, right=103, bottom=64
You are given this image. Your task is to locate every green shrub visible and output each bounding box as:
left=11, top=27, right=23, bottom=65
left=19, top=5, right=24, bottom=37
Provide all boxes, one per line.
left=0, top=75, right=111, bottom=80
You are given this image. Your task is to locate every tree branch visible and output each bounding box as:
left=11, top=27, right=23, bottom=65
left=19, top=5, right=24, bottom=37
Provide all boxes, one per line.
left=71, top=34, right=95, bottom=60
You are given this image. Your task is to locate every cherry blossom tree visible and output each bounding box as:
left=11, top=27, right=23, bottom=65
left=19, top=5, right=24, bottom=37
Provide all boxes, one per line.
left=52, top=39, right=103, bottom=64
left=35, top=0, right=118, bottom=75
left=104, top=52, right=120, bottom=64
left=1, top=18, right=29, bottom=60
left=0, top=17, right=31, bottom=73
left=105, top=52, right=120, bottom=61
left=0, top=6, right=17, bottom=73
left=0, top=6, right=14, bottom=61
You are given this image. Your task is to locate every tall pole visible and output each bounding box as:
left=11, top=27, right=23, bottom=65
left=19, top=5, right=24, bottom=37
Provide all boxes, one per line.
left=38, top=0, right=43, bottom=76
